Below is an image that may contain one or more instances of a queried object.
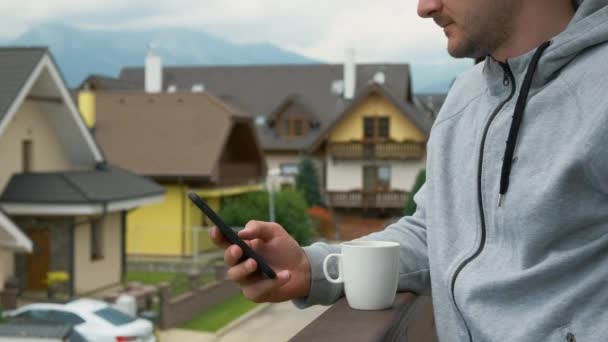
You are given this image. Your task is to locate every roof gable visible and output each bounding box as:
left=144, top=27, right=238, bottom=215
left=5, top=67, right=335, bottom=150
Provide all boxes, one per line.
left=310, top=82, right=434, bottom=152
left=0, top=48, right=104, bottom=165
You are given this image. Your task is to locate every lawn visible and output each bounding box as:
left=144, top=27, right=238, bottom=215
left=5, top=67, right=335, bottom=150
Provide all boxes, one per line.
left=125, top=271, right=190, bottom=296
left=180, top=294, right=259, bottom=332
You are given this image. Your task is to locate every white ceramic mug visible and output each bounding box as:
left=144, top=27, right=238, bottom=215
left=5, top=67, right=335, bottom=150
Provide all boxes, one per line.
left=323, top=240, right=400, bottom=310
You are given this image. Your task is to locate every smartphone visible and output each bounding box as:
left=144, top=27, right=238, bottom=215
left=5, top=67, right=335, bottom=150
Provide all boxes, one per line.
left=187, top=191, right=277, bottom=279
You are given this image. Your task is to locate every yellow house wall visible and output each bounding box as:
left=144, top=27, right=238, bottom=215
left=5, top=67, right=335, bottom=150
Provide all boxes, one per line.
left=127, top=184, right=218, bottom=256
left=127, top=184, right=185, bottom=256
left=328, top=93, right=425, bottom=143
left=78, top=91, right=96, bottom=128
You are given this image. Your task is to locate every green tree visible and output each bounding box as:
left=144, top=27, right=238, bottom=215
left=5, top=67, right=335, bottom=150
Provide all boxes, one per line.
left=219, top=190, right=315, bottom=245
left=404, top=169, right=426, bottom=216
left=296, top=157, right=323, bottom=207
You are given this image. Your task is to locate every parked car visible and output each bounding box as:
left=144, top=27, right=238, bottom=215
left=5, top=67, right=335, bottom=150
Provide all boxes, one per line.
left=5, top=298, right=155, bottom=342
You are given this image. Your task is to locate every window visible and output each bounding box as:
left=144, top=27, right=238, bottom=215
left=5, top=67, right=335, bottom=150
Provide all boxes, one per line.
left=94, top=307, right=136, bottom=326
left=22, top=140, right=32, bottom=172
left=363, top=117, right=390, bottom=139
left=363, top=165, right=391, bottom=191
left=49, top=310, right=85, bottom=325
left=280, top=163, right=299, bottom=176
left=17, top=310, right=84, bottom=325
left=90, top=218, right=104, bottom=261
left=282, top=118, right=307, bottom=137
left=293, top=119, right=304, bottom=136
left=378, top=117, right=390, bottom=138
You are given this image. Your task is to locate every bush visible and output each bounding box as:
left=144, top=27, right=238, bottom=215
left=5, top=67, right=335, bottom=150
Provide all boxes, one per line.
left=404, top=169, right=426, bottom=216
left=219, top=190, right=315, bottom=245
left=296, top=157, right=323, bottom=207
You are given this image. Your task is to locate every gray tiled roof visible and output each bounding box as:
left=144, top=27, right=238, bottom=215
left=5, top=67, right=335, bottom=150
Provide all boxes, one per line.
left=414, top=93, right=447, bottom=119
left=0, top=47, right=47, bottom=123
left=0, top=165, right=164, bottom=204
left=118, top=64, right=413, bottom=151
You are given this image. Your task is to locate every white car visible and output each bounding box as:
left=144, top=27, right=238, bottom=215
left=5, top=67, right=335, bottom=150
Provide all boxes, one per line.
left=6, top=298, right=156, bottom=342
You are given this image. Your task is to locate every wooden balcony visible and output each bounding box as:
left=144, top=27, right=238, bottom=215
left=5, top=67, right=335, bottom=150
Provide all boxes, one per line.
left=329, top=141, right=425, bottom=160
left=327, top=190, right=408, bottom=209
left=291, top=293, right=438, bottom=341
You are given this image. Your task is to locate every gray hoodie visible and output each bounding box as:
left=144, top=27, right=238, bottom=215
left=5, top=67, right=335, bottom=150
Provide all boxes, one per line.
left=296, top=1, right=608, bottom=340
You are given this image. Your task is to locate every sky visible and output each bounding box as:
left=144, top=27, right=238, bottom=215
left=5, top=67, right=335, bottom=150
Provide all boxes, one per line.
left=0, top=0, right=467, bottom=66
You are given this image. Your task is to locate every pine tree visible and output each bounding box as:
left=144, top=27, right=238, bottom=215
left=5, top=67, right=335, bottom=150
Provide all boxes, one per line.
left=296, top=157, right=323, bottom=207
left=404, top=169, right=426, bottom=216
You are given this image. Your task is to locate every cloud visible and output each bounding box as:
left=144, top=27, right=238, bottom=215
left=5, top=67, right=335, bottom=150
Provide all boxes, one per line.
left=0, top=0, right=465, bottom=66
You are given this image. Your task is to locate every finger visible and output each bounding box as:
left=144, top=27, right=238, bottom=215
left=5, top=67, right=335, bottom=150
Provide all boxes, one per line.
left=242, top=271, right=291, bottom=303
left=239, top=220, right=280, bottom=242
left=227, top=258, right=258, bottom=282
left=209, top=227, right=230, bottom=248
left=224, top=245, right=243, bottom=267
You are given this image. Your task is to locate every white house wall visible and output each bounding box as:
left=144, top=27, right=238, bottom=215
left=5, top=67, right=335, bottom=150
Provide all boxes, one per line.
left=326, top=154, right=426, bottom=192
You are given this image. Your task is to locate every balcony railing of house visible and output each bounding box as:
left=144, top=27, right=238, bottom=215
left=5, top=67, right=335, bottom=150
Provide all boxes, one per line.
left=329, top=141, right=425, bottom=160
left=291, top=293, right=438, bottom=341
left=327, top=190, right=408, bottom=209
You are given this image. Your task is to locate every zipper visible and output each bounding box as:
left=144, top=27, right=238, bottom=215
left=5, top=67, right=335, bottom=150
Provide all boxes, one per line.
left=449, top=62, right=516, bottom=341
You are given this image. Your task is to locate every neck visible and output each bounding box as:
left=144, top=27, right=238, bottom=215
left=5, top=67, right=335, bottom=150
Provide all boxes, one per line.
left=492, top=0, right=575, bottom=62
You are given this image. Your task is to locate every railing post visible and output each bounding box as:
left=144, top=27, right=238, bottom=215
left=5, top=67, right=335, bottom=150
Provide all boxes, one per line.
left=157, top=282, right=171, bottom=330
left=188, top=272, right=201, bottom=292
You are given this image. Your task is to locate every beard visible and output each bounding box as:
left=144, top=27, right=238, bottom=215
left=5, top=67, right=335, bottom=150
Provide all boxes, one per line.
left=440, top=1, right=516, bottom=59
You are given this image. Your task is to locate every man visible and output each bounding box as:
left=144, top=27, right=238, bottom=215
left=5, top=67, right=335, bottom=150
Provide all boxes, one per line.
left=211, top=0, right=608, bottom=340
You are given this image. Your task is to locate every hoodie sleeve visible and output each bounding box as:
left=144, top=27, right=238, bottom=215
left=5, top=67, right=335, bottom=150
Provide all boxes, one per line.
left=293, top=183, right=431, bottom=308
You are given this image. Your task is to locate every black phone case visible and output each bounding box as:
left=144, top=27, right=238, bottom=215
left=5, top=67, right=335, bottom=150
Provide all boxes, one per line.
left=187, top=192, right=277, bottom=279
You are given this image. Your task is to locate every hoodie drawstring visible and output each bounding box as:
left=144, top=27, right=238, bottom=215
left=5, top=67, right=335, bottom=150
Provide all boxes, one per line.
left=498, top=41, right=552, bottom=207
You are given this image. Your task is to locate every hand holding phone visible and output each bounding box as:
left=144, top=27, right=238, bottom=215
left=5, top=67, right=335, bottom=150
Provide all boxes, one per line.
left=188, top=191, right=277, bottom=279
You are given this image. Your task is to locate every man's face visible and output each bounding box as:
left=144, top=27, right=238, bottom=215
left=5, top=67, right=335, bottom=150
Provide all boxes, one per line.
left=417, top=0, right=517, bottom=58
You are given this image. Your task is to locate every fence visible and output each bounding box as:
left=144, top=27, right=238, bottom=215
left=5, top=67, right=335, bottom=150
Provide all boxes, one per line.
left=157, top=266, right=241, bottom=329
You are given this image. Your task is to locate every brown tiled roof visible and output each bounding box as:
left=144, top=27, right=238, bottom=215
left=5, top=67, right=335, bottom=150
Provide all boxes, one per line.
left=117, top=64, right=413, bottom=152
left=93, top=91, right=251, bottom=178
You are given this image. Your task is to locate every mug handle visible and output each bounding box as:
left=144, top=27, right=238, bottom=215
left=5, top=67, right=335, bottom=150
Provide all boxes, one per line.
left=323, top=253, right=343, bottom=284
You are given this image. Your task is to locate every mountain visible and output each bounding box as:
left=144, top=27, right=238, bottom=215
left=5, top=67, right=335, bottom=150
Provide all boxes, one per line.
left=3, top=23, right=319, bottom=87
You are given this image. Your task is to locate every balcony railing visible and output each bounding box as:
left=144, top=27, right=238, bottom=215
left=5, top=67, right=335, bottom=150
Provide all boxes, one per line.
left=329, top=141, right=425, bottom=160
left=327, top=190, right=408, bottom=209
left=291, top=293, right=438, bottom=341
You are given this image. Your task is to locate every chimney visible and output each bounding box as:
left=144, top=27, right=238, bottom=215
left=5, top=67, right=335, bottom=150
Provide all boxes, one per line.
left=343, top=48, right=356, bottom=100
left=145, top=44, right=162, bottom=93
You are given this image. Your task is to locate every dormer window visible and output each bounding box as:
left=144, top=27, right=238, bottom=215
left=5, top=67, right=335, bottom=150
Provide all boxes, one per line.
left=363, top=116, right=390, bottom=140
left=282, top=118, right=307, bottom=137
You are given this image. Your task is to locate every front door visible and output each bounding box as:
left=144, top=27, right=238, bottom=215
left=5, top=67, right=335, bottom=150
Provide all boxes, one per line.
left=26, top=229, right=50, bottom=290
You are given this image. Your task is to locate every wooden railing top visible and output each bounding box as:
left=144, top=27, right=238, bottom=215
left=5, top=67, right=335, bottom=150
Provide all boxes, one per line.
left=290, top=293, right=438, bottom=342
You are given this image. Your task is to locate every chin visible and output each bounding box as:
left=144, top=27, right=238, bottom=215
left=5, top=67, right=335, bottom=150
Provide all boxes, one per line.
left=447, top=37, right=483, bottom=59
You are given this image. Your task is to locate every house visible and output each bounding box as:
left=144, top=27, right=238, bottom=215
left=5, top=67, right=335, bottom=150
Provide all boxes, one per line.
left=0, top=48, right=164, bottom=299
left=309, top=82, right=433, bottom=239
left=78, top=50, right=434, bottom=238
left=96, top=51, right=418, bottom=188
left=78, top=86, right=267, bottom=257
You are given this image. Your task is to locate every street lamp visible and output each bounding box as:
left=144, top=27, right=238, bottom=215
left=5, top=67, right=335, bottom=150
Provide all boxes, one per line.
left=266, top=168, right=281, bottom=222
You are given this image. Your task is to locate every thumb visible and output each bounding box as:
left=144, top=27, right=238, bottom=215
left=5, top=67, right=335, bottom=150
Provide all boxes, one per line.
left=239, top=220, right=279, bottom=242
